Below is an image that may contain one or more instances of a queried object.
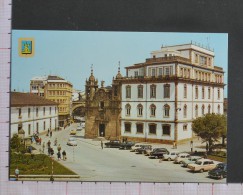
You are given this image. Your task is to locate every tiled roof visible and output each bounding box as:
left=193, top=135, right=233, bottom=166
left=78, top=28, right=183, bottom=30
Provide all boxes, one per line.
left=11, top=92, right=58, bottom=107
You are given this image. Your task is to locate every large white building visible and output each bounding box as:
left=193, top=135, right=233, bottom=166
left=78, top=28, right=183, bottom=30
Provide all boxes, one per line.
left=11, top=92, right=59, bottom=137
left=119, top=43, right=225, bottom=144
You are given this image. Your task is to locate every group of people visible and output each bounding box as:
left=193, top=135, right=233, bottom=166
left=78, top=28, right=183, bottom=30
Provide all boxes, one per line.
left=46, top=129, right=53, bottom=138
left=43, top=139, right=67, bottom=161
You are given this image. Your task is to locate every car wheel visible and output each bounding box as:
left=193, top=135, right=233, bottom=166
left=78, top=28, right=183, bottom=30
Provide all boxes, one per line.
left=200, top=169, right=204, bottom=173
left=168, top=158, right=171, bottom=161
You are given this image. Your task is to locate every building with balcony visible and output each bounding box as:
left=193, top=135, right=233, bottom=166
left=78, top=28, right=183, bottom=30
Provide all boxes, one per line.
left=30, top=75, right=73, bottom=127
left=10, top=92, right=58, bottom=137
left=117, top=43, right=225, bottom=144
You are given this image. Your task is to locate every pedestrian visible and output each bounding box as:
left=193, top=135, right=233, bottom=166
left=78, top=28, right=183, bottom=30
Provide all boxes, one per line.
left=204, top=152, right=208, bottom=159
left=62, top=150, right=67, bottom=160
left=15, top=167, right=19, bottom=181
left=206, top=143, right=209, bottom=152
left=32, top=136, right=35, bottom=144
left=50, top=131, right=52, bottom=138
left=173, top=141, right=176, bottom=149
left=54, top=138, right=57, bottom=146
left=42, top=142, right=45, bottom=153
left=57, top=151, right=61, bottom=160
left=47, top=140, right=51, bottom=148
left=39, top=137, right=42, bottom=145
left=29, top=145, right=32, bottom=154
left=48, top=147, right=51, bottom=156
left=101, top=141, right=103, bottom=149
left=57, top=144, right=61, bottom=152
left=50, top=148, right=54, bottom=156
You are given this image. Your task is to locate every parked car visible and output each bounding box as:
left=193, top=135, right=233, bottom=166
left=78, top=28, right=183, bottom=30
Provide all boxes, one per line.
left=144, top=147, right=157, bottom=156
left=130, top=144, right=146, bottom=152
left=150, top=148, right=169, bottom=159
left=67, top=137, right=77, bottom=146
left=105, top=140, right=121, bottom=148
left=208, top=163, right=227, bottom=179
left=119, top=141, right=135, bottom=150
left=174, top=153, right=191, bottom=164
left=188, top=159, right=217, bottom=173
left=70, top=129, right=77, bottom=135
left=163, top=151, right=180, bottom=161
left=181, top=156, right=203, bottom=167
left=136, top=145, right=152, bottom=154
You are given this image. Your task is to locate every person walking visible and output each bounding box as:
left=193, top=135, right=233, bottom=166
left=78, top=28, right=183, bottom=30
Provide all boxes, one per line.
left=54, top=138, right=57, bottom=146
left=101, top=141, right=103, bottom=149
left=62, top=150, right=67, bottom=160
left=47, top=128, right=50, bottom=136
left=47, top=140, right=51, bottom=148
left=57, top=151, right=61, bottom=161
left=15, top=167, right=19, bottom=181
left=50, top=148, right=54, bottom=157
left=39, top=137, right=42, bottom=145
left=57, top=144, right=61, bottom=152
left=42, top=142, right=45, bottom=153
left=50, top=131, right=52, bottom=138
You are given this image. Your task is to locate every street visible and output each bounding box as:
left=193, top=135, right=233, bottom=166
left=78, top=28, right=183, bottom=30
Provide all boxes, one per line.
left=37, top=123, right=226, bottom=183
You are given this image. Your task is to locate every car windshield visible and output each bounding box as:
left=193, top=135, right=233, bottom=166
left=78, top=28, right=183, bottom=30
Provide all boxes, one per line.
left=69, top=137, right=75, bottom=141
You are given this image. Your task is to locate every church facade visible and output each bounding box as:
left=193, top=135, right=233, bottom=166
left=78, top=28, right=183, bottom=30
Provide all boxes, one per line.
left=84, top=68, right=122, bottom=140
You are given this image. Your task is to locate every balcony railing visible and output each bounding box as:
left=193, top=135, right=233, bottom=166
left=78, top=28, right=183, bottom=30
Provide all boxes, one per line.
left=145, top=56, right=191, bottom=64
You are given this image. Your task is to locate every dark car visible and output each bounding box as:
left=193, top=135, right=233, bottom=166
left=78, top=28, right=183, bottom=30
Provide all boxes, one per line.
left=119, top=141, right=135, bottom=150
left=208, top=163, right=227, bottom=179
left=150, top=148, right=169, bottom=159
left=136, top=145, right=152, bottom=154
left=105, top=140, right=121, bottom=148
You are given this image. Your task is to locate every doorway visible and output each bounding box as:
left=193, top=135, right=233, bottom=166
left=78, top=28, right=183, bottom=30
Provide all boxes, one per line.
left=99, top=124, right=105, bottom=137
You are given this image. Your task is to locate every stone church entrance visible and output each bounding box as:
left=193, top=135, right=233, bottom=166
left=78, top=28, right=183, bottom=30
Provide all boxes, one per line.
left=99, top=124, right=105, bottom=137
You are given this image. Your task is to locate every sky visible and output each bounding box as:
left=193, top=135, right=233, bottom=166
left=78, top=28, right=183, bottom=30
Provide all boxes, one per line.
left=11, top=31, right=228, bottom=96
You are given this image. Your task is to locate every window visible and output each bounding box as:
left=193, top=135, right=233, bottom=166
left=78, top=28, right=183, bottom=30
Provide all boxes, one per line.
left=164, top=104, right=170, bottom=117
left=28, top=108, right=31, bottom=118
left=149, top=124, right=157, bottom=134
left=36, top=108, right=38, bottom=117
left=195, top=105, right=198, bottom=117
left=43, top=107, right=45, bottom=116
left=136, top=123, right=143, bottom=133
left=28, top=124, right=31, bottom=135
left=202, top=105, right=205, bottom=115
left=208, top=105, right=211, bottom=114
left=137, top=104, right=143, bottom=116
left=184, top=84, right=187, bottom=98
left=55, top=107, right=57, bottom=114
left=162, top=124, right=171, bottom=136
left=124, top=123, right=131, bottom=133
left=137, top=85, right=143, bottom=98
left=183, top=104, right=187, bottom=118
left=200, top=56, right=207, bottom=65
left=183, top=124, right=188, bottom=131
left=208, top=58, right=211, bottom=66
left=165, top=67, right=170, bottom=75
left=18, top=108, right=21, bottom=118
left=218, top=88, right=220, bottom=99
left=202, top=87, right=205, bottom=99
left=100, top=101, right=104, bottom=109
left=151, top=68, right=156, bottom=77
left=150, top=85, right=156, bottom=98
left=43, top=121, right=46, bottom=130
left=126, top=85, right=131, bottom=98
left=49, top=107, right=51, bottom=115
left=125, top=104, right=131, bottom=116
left=187, top=69, right=190, bottom=78
left=195, top=86, right=198, bottom=99
left=208, top=87, right=211, bottom=99
left=114, top=86, right=118, bottom=96
left=134, top=71, right=138, bottom=77
left=164, top=84, right=170, bottom=98
left=180, top=68, right=183, bottom=77
left=150, top=104, right=156, bottom=117
left=158, top=68, right=163, bottom=76
left=195, top=54, right=198, bottom=63
left=218, top=105, right=220, bottom=114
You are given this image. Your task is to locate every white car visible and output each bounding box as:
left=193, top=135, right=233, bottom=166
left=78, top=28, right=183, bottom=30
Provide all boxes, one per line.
left=188, top=159, right=217, bottom=173
left=163, top=151, right=180, bottom=161
left=174, top=153, right=191, bottom=164
left=67, top=137, right=77, bottom=146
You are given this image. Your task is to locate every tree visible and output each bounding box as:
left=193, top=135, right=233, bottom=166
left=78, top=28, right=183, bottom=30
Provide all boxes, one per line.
left=192, top=113, right=227, bottom=154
